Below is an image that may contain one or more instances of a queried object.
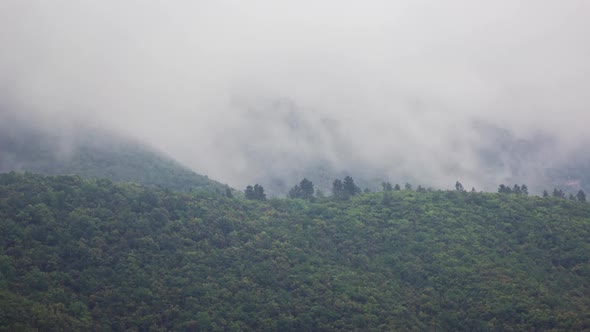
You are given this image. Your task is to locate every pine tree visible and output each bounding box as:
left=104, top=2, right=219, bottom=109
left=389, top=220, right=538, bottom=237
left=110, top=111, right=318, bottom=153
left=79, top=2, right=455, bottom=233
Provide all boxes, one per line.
left=253, top=184, right=266, bottom=200
left=552, top=188, right=565, bottom=198
left=343, top=176, right=361, bottom=196
left=289, top=179, right=315, bottom=201
left=332, top=179, right=344, bottom=199
left=577, top=190, right=586, bottom=202
left=382, top=182, right=393, bottom=192
left=299, top=178, right=315, bottom=200
left=455, top=181, right=465, bottom=192
left=245, top=185, right=255, bottom=199
left=225, top=188, right=233, bottom=198
left=245, top=184, right=266, bottom=200
left=288, top=185, right=302, bottom=199
left=513, top=184, right=522, bottom=195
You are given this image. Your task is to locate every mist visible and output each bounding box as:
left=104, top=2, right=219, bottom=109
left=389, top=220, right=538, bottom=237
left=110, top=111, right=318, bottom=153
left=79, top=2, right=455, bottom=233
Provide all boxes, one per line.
left=1, top=1, right=589, bottom=192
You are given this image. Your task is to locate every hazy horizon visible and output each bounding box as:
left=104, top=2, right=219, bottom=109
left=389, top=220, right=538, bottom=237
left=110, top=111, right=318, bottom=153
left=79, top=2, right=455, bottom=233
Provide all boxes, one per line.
left=1, top=1, right=589, bottom=191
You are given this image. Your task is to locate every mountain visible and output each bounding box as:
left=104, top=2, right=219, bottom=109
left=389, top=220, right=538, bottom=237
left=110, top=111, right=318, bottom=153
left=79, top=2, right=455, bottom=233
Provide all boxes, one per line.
left=207, top=99, right=589, bottom=196
left=473, top=122, right=590, bottom=195
left=0, top=113, right=230, bottom=193
left=1, top=173, right=589, bottom=331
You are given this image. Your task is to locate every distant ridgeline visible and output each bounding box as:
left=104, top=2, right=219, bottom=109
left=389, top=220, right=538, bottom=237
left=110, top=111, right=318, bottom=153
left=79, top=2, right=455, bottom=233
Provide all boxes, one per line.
left=0, top=118, right=230, bottom=193
left=233, top=117, right=590, bottom=197
left=1, top=172, right=589, bottom=331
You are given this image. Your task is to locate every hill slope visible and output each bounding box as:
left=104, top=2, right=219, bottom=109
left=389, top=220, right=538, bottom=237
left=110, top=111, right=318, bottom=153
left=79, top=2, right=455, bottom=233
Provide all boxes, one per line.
left=1, top=173, right=589, bottom=331
left=0, top=116, right=229, bottom=192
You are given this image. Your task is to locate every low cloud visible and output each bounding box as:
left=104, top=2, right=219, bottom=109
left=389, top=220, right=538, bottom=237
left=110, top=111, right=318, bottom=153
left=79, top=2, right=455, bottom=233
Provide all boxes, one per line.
left=1, top=0, right=589, bottom=192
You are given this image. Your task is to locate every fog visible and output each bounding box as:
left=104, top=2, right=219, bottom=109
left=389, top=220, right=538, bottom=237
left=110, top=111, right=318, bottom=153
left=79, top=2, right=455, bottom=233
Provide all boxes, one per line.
left=1, top=1, right=589, bottom=192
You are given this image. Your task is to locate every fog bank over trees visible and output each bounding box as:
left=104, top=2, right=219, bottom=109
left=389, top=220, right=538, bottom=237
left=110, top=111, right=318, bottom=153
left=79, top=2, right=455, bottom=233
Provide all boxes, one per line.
left=1, top=1, right=589, bottom=192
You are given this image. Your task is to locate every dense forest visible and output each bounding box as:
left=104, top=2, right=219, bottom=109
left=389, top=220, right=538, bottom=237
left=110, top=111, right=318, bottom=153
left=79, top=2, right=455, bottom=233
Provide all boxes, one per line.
left=1, top=172, right=589, bottom=331
left=0, top=120, right=230, bottom=193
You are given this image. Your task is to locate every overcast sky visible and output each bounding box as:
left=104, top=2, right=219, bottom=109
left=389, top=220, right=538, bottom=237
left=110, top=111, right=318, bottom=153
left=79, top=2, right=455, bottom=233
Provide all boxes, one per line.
left=1, top=1, right=589, bottom=190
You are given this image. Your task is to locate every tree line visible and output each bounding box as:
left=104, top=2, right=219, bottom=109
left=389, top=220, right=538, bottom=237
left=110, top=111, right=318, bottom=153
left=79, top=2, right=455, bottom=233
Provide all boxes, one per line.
left=242, top=178, right=587, bottom=203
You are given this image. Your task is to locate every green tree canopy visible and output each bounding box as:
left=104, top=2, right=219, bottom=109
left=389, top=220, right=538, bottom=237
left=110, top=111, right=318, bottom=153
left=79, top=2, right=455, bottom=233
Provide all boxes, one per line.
left=577, top=189, right=586, bottom=202
left=289, top=178, right=315, bottom=201
left=1, top=173, right=590, bottom=331
left=332, top=179, right=344, bottom=199
left=455, top=181, right=464, bottom=192
left=253, top=184, right=266, bottom=200
left=245, top=184, right=266, bottom=200
left=553, top=188, right=565, bottom=198
left=343, top=176, right=361, bottom=197
left=382, top=182, right=393, bottom=192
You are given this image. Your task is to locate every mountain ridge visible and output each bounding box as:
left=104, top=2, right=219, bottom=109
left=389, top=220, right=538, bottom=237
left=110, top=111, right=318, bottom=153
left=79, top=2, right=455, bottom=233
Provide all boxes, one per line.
left=0, top=113, right=231, bottom=193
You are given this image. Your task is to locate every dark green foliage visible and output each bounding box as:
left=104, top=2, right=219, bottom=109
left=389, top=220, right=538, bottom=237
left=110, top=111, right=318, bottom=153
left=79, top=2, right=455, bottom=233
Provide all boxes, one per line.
left=0, top=290, right=90, bottom=331
left=577, top=190, right=587, bottom=202
left=404, top=182, right=412, bottom=190
left=394, top=184, right=401, bottom=191
left=332, top=177, right=361, bottom=200
left=382, top=182, right=393, bottom=191
left=543, top=190, right=549, bottom=198
left=254, top=184, right=266, bottom=200
left=455, top=181, right=464, bottom=192
left=245, top=184, right=266, bottom=200
left=289, top=178, right=315, bottom=201
left=1, top=173, right=590, bottom=331
left=245, top=185, right=255, bottom=199
left=0, top=124, right=229, bottom=193
left=332, top=179, right=344, bottom=198
left=225, top=188, right=234, bottom=198
left=513, top=184, right=522, bottom=194
left=315, top=189, right=325, bottom=198
left=343, top=176, right=361, bottom=196
left=499, top=184, right=530, bottom=196
left=553, top=188, right=566, bottom=198
left=498, top=184, right=511, bottom=193
left=381, top=191, right=393, bottom=205
left=288, top=185, right=300, bottom=199
left=300, top=178, right=315, bottom=198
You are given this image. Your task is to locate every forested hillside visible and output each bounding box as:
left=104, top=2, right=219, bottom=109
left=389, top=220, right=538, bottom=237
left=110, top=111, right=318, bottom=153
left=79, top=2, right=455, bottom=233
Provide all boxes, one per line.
left=1, top=173, right=589, bottom=331
left=0, top=117, right=229, bottom=193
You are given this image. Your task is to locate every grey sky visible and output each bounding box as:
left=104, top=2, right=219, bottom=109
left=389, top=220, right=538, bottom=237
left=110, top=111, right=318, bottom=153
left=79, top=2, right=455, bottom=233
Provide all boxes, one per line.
left=1, top=1, right=589, bottom=190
